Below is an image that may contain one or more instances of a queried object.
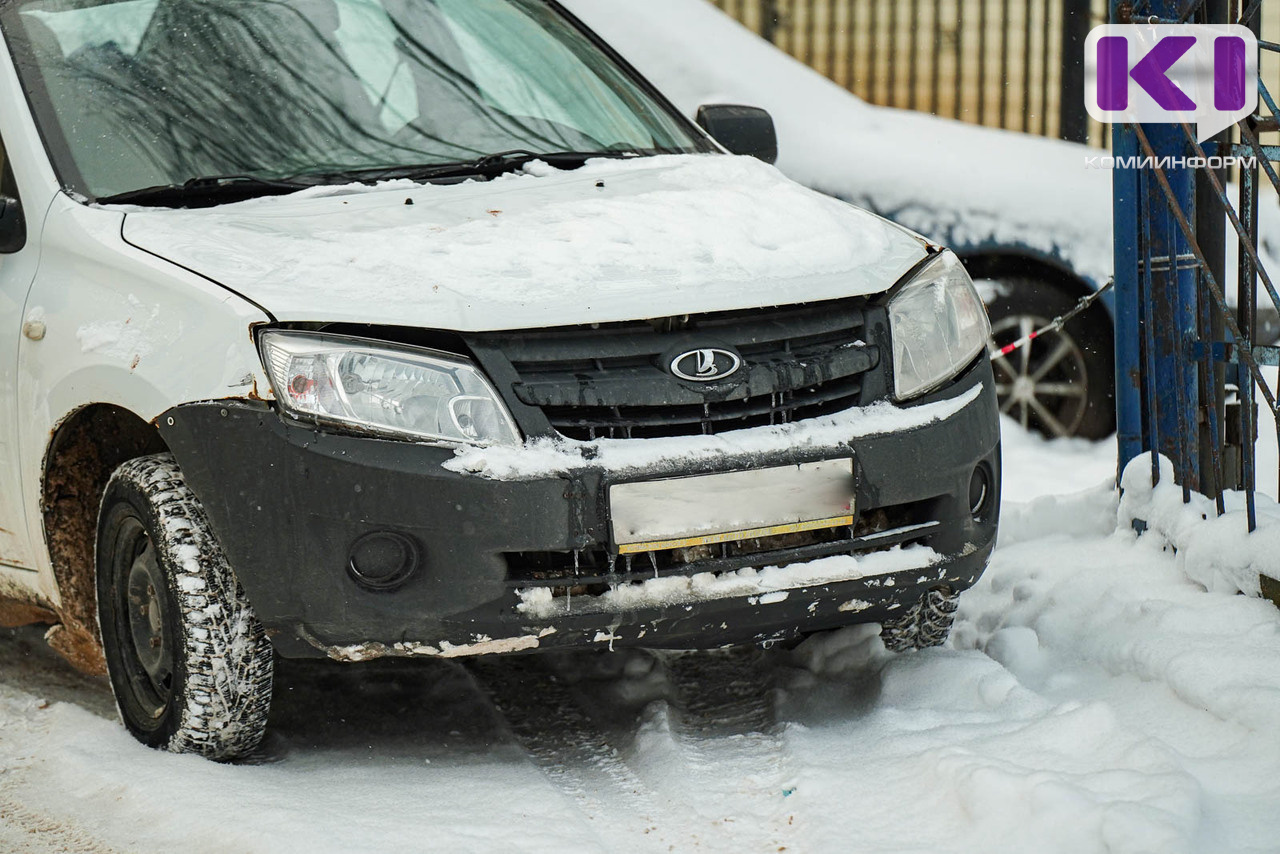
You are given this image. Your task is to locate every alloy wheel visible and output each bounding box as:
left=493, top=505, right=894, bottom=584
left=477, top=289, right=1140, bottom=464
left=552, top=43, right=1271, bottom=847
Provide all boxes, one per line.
left=989, top=314, right=1090, bottom=438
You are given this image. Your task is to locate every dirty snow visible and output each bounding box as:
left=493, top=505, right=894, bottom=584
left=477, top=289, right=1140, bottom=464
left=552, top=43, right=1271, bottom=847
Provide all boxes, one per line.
left=5, top=413, right=1280, bottom=853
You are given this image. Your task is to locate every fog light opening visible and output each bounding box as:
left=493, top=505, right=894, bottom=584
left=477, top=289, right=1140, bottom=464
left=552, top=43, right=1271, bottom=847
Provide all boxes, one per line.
left=969, top=464, right=994, bottom=521
left=348, top=531, right=420, bottom=592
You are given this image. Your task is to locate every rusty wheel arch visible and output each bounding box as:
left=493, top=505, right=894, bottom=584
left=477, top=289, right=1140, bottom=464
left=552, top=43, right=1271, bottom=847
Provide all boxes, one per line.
left=39, top=404, right=167, bottom=673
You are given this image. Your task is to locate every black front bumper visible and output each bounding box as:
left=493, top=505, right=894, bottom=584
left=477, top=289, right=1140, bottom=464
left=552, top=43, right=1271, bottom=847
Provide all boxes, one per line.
left=159, top=359, right=1001, bottom=659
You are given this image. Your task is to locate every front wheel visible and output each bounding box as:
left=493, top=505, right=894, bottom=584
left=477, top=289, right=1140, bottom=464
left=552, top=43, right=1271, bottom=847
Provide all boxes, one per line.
left=96, top=454, right=273, bottom=760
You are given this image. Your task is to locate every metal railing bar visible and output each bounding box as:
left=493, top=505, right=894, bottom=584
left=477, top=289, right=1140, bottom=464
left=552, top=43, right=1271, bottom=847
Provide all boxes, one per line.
left=1178, top=121, right=1280, bottom=319
left=1201, top=327, right=1229, bottom=513
left=1193, top=343, right=1280, bottom=366
left=1239, top=0, right=1260, bottom=27
left=1235, top=125, right=1280, bottom=209
left=1256, top=78, right=1280, bottom=122
left=1238, top=143, right=1280, bottom=161
left=1139, top=169, right=1164, bottom=487
left=1132, top=123, right=1279, bottom=412
left=1176, top=0, right=1206, bottom=23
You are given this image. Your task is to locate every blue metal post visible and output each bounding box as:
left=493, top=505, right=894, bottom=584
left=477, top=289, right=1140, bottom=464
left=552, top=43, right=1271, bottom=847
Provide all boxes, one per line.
left=1144, top=123, right=1200, bottom=493
left=1111, top=0, right=1201, bottom=492
left=1113, top=123, right=1143, bottom=481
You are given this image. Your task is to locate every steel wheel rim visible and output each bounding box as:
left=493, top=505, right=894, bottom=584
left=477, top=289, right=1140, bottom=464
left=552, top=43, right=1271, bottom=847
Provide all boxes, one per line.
left=115, top=517, right=175, bottom=719
left=989, top=314, right=1090, bottom=438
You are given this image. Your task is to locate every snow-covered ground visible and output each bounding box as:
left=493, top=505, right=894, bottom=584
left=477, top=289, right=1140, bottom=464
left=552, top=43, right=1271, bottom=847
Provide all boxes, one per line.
left=3, top=416, right=1280, bottom=854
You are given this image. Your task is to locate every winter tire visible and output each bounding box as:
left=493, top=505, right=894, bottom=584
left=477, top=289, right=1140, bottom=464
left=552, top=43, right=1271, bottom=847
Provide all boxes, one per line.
left=881, top=587, right=960, bottom=652
left=983, top=277, right=1115, bottom=440
left=96, top=453, right=273, bottom=760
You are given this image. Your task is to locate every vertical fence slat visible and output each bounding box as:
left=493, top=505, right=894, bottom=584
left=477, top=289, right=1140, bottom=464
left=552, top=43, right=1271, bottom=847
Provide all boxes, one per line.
left=1021, top=0, right=1033, bottom=132
left=999, top=0, right=1011, bottom=128
left=907, top=0, right=920, bottom=110
left=952, top=0, right=964, bottom=119
left=713, top=0, right=1100, bottom=145
left=976, top=0, right=988, bottom=125
left=1060, top=0, right=1091, bottom=142
left=827, top=0, right=839, bottom=80
left=869, top=0, right=881, bottom=105
left=930, top=0, right=942, bottom=114
left=1040, top=0, right=1054, bottom=136
left=887, top=0, right=899, bottom=106
left=806, top=0, right=818, bottom=66
left=846, top=0, right=859, bottom=92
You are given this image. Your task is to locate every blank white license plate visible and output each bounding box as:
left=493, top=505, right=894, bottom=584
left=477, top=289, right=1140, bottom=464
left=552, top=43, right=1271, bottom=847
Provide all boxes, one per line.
left=609, top=459, right=856, bottom=554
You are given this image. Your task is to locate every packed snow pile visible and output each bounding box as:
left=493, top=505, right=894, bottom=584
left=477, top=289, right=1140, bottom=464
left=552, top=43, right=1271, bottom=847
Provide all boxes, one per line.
left=1119, top=454, right=1280, bottom=596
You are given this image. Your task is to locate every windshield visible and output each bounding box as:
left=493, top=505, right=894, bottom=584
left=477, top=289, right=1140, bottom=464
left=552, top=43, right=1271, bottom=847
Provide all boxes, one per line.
left=0, top=0, right=710, bottom=198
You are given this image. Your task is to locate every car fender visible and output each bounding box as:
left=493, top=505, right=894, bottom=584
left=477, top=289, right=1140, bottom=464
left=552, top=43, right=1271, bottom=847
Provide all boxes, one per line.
left=17, top=193, right=273, bottom=603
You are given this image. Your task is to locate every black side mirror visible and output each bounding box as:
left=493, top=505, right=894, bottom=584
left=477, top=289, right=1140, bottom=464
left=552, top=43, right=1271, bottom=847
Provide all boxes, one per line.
left=0, top=195, right=25, bottom=254
left=695, top=104, right=778, bottom=165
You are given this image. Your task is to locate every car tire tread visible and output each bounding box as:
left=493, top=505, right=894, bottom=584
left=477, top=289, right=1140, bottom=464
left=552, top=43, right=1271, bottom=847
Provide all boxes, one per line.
left=98, top=453, right=273, bottom=760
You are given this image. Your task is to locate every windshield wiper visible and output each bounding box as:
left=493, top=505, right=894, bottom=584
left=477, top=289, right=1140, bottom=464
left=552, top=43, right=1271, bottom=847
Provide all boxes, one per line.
left=96, top=174, right=312, bottom=208
left=295, top=149, right=639, bottom=186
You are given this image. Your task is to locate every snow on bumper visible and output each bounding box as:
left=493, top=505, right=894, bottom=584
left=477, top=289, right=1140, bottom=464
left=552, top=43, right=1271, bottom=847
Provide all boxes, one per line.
left=444, top=384, right=983, bottom=481
left=516, top=545, right=942, bottom=619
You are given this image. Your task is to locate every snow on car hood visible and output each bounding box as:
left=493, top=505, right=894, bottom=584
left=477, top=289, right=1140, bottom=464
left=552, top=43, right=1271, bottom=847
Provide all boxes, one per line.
left=566, top=0, right=1280, bottom=290
left=119, top=154, right=929, bottom=331
left=560, top=0, right=1112, bottom=280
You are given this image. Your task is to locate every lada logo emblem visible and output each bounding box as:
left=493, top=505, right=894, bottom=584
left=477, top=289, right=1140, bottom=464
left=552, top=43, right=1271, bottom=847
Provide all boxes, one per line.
left=670, top=348, right=742, bottom=382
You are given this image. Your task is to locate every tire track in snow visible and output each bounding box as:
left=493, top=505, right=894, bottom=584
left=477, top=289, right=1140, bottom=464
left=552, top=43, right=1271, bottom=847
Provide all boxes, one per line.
left=467, top=657, right=704, bottom=851
left=661, top=648, right=797, bottom=852
left=0, top=793, right=125, bottom=854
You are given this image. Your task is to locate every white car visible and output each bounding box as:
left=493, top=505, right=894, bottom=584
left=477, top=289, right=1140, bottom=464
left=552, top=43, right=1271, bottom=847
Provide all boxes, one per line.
left=565, top=0, right=1280, bottom=440
left=0, top=0, right=999, bottom=759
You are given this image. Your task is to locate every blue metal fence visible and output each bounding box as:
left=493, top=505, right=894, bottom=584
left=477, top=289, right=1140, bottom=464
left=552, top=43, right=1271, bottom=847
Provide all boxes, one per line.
left=1111, top=0, right=1278, bottom=530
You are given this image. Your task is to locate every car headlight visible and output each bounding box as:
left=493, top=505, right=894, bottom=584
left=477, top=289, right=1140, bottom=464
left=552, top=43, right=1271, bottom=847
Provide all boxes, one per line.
left=888, top=251, right=991, bottom=400
left=259, top=331, right=521, bottom=446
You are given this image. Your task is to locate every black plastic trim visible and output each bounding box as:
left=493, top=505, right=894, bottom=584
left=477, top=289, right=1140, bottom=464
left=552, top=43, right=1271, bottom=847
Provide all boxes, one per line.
left=157, top=357, right=1000, bottom=657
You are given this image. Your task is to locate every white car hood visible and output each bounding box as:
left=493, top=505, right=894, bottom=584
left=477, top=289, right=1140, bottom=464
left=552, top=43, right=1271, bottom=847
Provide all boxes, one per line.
left=120, top=155, right=929, bottom=331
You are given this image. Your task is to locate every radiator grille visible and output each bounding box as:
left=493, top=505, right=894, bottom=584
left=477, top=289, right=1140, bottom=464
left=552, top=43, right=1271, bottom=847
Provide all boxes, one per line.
left=475, top=299, right=879, bottom=440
